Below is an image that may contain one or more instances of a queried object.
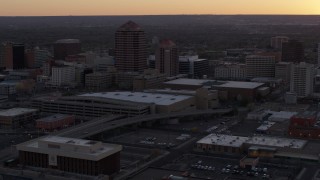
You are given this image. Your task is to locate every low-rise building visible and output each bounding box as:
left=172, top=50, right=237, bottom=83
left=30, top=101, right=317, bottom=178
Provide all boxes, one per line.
left=133, top=69, right=167, bottom=91
left=0, top=108, right=39, bottom=129
left=36, top=114, right=75, bottom=131
left=116, top=71, right=140, bottom=90
left=163, top=78, right=265, bottom=101
left=289, top=111, right=320, bottom=139
left=85, top=72, right=113, bottom=90
left=16, top=136, right=122, bottom=176
left=195, top=134, right=307, bottom=158
left=195, top=134, right=250, bottom=154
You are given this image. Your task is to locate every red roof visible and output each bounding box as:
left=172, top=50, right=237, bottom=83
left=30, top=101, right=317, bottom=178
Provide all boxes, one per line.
left=118, top=21, right=142, bottom=31
left=159, top=39, right=176, bottom=48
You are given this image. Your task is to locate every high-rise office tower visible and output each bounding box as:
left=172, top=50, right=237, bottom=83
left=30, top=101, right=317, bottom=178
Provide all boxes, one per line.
left=271, top=36, right=289, bottom=50
left=0, top=42, right=12, bottom=69
left=12, top=43, right=25, bottom=69
left=155, top=39, right=179, bottom=76
left=115, top=21, right=147, bottom=72
left=281, top=40, right=304, bottom=63
left=275, top=62, right=292, bottom=84
left=290, top=62, right=314, bottom=98
left=0, top=42, right=25, bottom=70
left=246, top=55, right=275, bottom=78
left=54, top=39, right=81, bottom=60
left=179, top=55, right=209, bottom=78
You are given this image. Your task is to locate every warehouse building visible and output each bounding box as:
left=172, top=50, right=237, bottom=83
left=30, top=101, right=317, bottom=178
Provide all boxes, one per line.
left=16, top=136, right=122, bottom=176
left=163, top=78, right=265, bottom=101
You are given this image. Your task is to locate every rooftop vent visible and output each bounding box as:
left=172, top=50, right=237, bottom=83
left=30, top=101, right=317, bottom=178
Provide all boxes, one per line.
left=156, top=96, right=161, bottom=98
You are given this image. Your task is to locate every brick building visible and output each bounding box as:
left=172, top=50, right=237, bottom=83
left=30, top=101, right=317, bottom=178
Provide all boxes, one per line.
left=36, top=114, right=75, bottom=131
left=289, top=111, right=320, bottom=139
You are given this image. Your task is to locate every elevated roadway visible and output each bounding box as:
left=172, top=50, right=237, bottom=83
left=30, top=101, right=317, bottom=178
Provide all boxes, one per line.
left=55, top=108, right=232, bottom=138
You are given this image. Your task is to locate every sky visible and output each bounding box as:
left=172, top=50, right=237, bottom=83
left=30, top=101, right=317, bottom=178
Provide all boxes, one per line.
left=1, top=0, right=320, bottom=16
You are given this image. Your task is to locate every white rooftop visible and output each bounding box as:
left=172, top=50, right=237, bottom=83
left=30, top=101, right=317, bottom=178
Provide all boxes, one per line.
left=213, top=81, right=264, bottom=89
left=0, top=108, right=38, bottom=117
left=197, top=134, right=307, bottom=149
left=246, top=136, right=306, bottom=149
left=16, top=136, right=122, bottom=161
left=197, top=134, right=250, bottom=148
left=79, top=92, right=193, bottom=106
left=267, top=111, right=298, bottom=122
left=256, top=122, right=276, bottom=131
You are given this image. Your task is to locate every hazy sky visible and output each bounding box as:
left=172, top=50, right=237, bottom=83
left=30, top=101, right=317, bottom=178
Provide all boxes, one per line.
left=1, top=0, right=320, bottom=16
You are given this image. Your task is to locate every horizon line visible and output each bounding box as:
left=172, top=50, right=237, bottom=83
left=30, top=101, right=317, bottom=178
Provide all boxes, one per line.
left=1, top=13, right=320, bottom=17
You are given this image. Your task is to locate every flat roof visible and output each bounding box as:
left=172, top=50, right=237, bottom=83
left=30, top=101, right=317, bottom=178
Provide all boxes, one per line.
left=246, top=136, right=306, bottom=149
left=16, top=136, right=122, bottom=161
left=0, top=108, right=38, bottom=117
left=293, top=111, right=317, bottom=119
left=275, top=151, right=319, bottom=161
left=164, top=78, right=264, bottom=89
left=197, top=134, right=250, bottom=148
left=146, top=89, right=197, bottom=96
left=213, top=81, right=264, bottom=89
left=79, top=92, right=193, bottom=106
left=197, top=134, right=307, bottom=149
left=251, top=77, right=282, bottom=83
left=37, top=114, right=73, bottom=122
left=249, top=146, right=277, bottom=151
left=267, top=111, right=298, bottom=122
left=256, top=122, right=276, bottom=131
left=163, top=78, right=210, bottom=86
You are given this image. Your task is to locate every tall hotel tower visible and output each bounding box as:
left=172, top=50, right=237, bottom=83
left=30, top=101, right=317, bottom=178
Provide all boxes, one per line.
left=115, top=21, right=147, bottom=72
left=155, top=39, right=179, bottom=76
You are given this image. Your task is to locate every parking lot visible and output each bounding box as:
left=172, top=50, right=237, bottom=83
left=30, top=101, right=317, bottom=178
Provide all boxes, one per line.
left=120, top=146, right=164, bottom=169
left=161, top=154, right=300, bottom=179
left=0, top=133, right=37, bottom=151
left=159, top=116, right=239, bottom=134
left=105, top=128, right=193, bottom=149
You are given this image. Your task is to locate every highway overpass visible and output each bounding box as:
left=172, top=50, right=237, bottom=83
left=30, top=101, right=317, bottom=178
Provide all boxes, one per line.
left=55, top=108, right=233, bottom=138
